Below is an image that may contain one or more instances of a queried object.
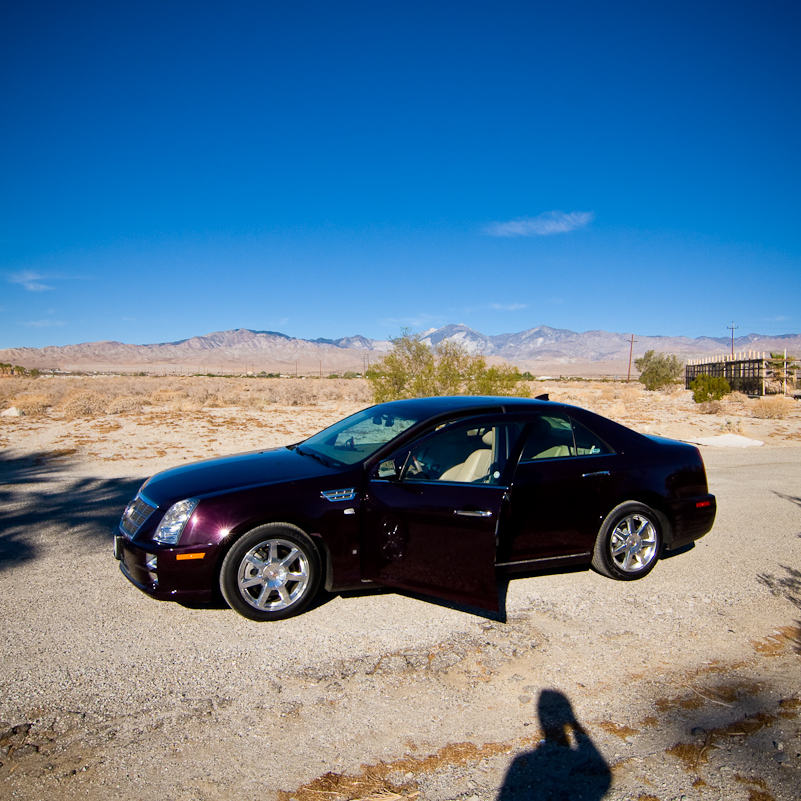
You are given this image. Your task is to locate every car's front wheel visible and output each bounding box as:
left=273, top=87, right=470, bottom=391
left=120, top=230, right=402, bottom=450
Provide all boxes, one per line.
left=591, top=502, right=662, bottom=580
left=219, top=523, right=321, bottom=621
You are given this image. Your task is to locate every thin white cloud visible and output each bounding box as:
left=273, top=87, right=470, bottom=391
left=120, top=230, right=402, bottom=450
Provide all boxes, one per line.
left=485, top=210, right=595, bottom=237
left=490, top=303, right=528, bottom=311
left=9, top=270, right=54, bottom=291
left=23, top=319, right=65, bottom=327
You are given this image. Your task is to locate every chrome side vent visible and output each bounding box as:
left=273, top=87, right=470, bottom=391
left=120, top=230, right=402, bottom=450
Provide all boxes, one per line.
left=321, top=488, right=357, bottom=502
left=120, top=494, right=157, bottom=539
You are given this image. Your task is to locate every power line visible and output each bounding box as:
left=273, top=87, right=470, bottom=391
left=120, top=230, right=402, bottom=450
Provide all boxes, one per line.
left=627, top=334, right=638, bottom=382
left=727, top=322, right=739, bottom=358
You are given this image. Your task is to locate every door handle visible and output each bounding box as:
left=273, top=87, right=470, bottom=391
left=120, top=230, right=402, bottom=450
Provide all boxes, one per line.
left=455, top=509, right=493, bottom=518
left=582, top=470, right=610, bottom=478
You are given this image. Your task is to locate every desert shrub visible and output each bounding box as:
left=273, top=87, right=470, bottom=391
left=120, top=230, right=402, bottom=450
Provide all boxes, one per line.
left=690, top=374, right=731, bottom=403
left=751, top=396, right=796, bottom=419
left=149, top=389, right=189, bottom=403
left=57, top=390, right=108, bottom=418
left=10, top=393, right=51, bottom=415
left=719, top=418, right=745, bottom=434
left=621, top=387, right=642, bottom=403
left=368, top=331, right=529, bottom=402
left=698, top=400, right=724, bottom=415
left=106, top=396, right=145, bottom=414
left=635, top=351, right=684, bottom=391
left=725, top=391, right=750, bottom=406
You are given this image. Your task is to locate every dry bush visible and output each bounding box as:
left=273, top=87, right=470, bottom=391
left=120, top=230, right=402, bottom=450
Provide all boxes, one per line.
left=724, top=392, right=750, bottom=408
left=57, top=390, right=108, bottom=418
left=10, top=394, right=51, bottom=415
left=751, top=396, right=796, bottom=419
left=149, top=388, right=189, bottom=403
left=106, top=396, right=145, bottom=414
left=698, top=401, right=724, bottom=415
left=164, top=399, right=203, bottom=413
left=621, top=387, right=642, bottom=403
left=719, top=418, right=745, bottom=434
left=0, top=378, right=44, bottom=406
left=2, top=375, right=373, bottom=413
left=607, top=402, right=628, bottom=419
left=248, top=378, right=371, bottom=406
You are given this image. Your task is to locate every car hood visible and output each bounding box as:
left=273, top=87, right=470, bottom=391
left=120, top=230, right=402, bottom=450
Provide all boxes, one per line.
left=141, top=446, right=337, bottom=507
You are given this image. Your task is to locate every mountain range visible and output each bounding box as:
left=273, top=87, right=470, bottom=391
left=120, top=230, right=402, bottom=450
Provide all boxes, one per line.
left=2, top=325, right=799, bottom=376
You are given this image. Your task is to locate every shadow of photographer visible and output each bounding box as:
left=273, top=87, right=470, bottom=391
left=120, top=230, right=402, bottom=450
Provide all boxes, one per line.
left=498, top=689, right=611, bottom=800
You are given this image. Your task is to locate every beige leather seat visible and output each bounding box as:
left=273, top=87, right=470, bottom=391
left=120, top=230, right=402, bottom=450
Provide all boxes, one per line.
left=440, top=430, right=494, bottom=483
left=531, top=444, right=571, bottom=459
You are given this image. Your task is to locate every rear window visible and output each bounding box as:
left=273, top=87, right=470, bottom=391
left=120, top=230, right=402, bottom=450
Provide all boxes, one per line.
left=519, top=414, right=613, bottom=461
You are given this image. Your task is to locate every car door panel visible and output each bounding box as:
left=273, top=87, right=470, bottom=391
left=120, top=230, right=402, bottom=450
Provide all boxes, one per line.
left=362, top=480, right=505, bottom=611
left=498, top=448, right=620, bottom=566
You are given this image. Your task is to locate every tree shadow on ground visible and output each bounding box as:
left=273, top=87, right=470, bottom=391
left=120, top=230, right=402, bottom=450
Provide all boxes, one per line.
left=772, top=489, right=801, bottom=510
left=757, top=564, right=801, bottom=653
left=0, top=451, right=144, bottom=572
left=497, top=689, right=611, bottom=800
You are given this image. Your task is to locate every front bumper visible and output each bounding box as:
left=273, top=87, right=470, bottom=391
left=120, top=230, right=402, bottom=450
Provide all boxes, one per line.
left=115, top=534, right=216, bottom=603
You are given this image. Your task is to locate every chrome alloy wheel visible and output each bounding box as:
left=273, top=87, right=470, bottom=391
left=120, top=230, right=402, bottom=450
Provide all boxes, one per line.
left=236, top=538, right=311, bottom=611
left=608, top=513, right=658, bottom=573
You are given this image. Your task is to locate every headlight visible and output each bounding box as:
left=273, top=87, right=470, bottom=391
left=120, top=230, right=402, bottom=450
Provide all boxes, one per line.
left=153, top=498, right=199, bottom=545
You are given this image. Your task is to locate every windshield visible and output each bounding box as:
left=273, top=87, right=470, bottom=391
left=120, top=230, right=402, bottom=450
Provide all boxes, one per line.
left=298, top=407, right=421, bottom=466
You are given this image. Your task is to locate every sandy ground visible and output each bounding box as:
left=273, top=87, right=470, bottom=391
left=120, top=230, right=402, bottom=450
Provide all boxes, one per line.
left=1, top=382, right=800, bottom=800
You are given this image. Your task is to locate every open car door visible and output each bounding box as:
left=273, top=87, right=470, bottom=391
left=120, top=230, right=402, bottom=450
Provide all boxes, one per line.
left=360, top=418, right=510, bottom=611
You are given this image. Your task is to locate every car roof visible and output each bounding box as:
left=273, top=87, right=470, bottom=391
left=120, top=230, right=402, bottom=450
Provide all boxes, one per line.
left=371, top=395, right=552, bottom=417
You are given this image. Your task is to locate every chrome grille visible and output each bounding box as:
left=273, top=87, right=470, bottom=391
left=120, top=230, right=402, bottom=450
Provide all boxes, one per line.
left=120, top=494, right=157, bottom=539
left=321, top=488, right=357, bottom=502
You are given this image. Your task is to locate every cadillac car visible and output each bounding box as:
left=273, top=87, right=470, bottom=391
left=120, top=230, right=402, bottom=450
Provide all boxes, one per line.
left=115, top=395, right=716, bottom=620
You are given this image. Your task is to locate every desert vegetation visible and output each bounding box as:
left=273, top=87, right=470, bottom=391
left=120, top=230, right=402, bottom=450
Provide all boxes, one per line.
left=1, top=372, right=798, bottom=448
left=634, top=350, right=684, bottom=391
left=366, top=330, right=528, bottom=402
left=689, top=373, right=731, bottom=403
left=0, top=375, right=372, bottom=418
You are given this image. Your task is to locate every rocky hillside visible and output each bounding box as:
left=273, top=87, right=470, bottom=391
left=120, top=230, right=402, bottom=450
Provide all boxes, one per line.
left=1, top=325, right=799, bottom=375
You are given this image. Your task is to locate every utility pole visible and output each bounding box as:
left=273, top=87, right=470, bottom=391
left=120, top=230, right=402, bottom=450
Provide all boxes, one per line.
left=627, top=334, right=638, bottom=382
left=727, top=322, right=739, bottom=358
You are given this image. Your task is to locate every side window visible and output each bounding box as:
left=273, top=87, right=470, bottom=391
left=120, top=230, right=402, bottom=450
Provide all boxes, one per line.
left=519, top=414, right=575, bottom=461
left=571, top=419, right=613, bottom=456
left=403, top=423, right=519, bottom=484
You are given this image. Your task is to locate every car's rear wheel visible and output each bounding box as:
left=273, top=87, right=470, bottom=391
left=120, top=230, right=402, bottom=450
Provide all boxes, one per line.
left=592, top=502, right=661, bottom=580
left=220, top=524, right=321, bottom=621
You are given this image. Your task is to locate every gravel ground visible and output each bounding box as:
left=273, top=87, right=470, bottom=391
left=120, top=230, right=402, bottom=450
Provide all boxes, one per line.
left=1, top=414, right=800, bottom=800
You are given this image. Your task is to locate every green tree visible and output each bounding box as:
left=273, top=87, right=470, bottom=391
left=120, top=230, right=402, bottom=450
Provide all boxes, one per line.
left=368, top=330, right=529, bottom=402
left=634, top=350, right=684, bottom=391
left=690, top=374, right=731, bottom=403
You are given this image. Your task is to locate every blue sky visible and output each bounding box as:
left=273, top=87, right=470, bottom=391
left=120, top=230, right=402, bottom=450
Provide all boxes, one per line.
left=2, top=0, right=800, bottom=348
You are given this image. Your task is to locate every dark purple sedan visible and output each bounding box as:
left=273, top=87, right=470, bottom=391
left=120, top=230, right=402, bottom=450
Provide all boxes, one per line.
left=115, top=396, right=716, bottom=620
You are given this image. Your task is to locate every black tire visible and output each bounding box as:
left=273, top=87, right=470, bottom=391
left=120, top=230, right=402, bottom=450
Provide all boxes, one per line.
left=591, top=502, right=662, bottom=581
left=219, top=523, right=321, bottom=621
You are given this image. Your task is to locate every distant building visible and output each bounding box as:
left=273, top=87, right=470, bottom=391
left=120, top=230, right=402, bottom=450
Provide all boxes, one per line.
left=685, top=351, right=797, bottom=396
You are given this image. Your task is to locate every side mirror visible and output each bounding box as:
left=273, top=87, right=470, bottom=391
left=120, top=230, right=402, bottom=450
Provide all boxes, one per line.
left=378, top=459, right=399, bottom=480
